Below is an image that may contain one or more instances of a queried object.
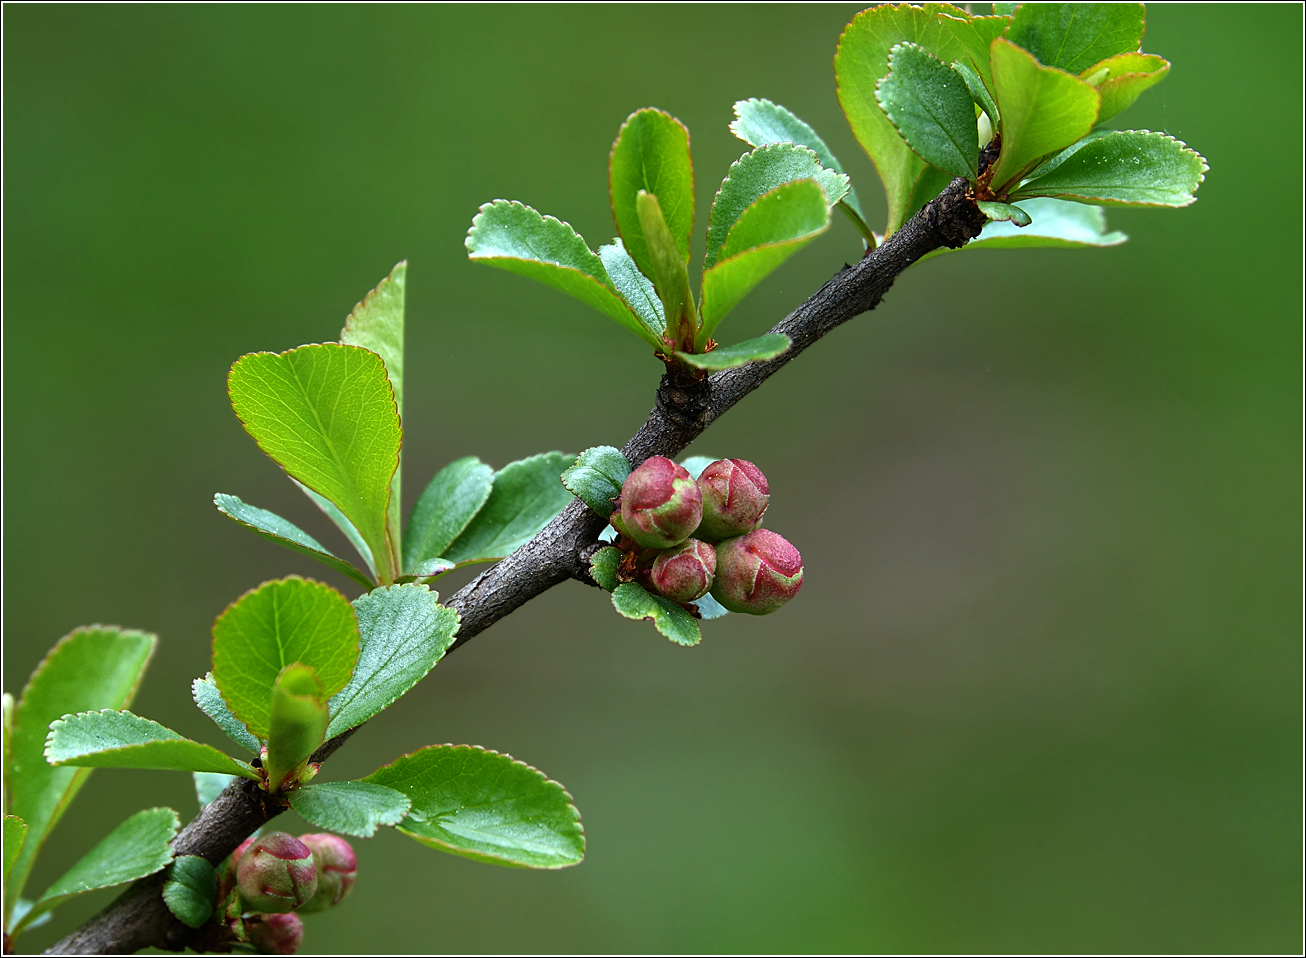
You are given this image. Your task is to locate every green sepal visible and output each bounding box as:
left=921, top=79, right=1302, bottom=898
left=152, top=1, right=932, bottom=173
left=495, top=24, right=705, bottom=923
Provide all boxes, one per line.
left=286, top=781, right=411, bottom=838
left=191, top=673, right=260, bottom=753
left=162, top=856, right=218, bottom=929
left=265, top=664, right=328, bottom=793
left=677, top=334, right=790, bottom=371
left=1005, top=2, right=1146, bottom=76
left=611, top=582, right=701, bottom=647
left=876, top=42, right=979, bottom=180
left=440, top=453, right=575, bottom=566
left=609, top=108, right=695, bottom=280
left=561, top=446, right=631, bottom=518
left=589, top=547, right=621, bottom=592
left=976, top=200, right=1031, bottom=226
left=403, top=457, right=494, bottom=576
left=43, top=710, right=261, bottom=780
left=214, top=493, right=375, bottom=589
left=1013, top=131, right=1207, bottom=207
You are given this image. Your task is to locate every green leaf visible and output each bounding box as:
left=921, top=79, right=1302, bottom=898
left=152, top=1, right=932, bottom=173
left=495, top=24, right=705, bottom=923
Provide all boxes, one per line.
left=403, top=457, right=494, bottom=576
left=191, top=674, right=260, bottom=753
left=698, top=179, right=831, bottom=345
left=561, top=446, right=631, bottom=518
left=294, top=479, right=377, bottom=578
left=440, top=453, right=575, bottom=566
left=364, top=745, right=584, bottom=869
left=704, top=143, right=847, bottom=271
left=834, top=3, right=966, bottom=235
left=589, top=546, right=621, bottom=592
left=987, top=38, right=1100, bottom=191
left=958, top=197, right=1127, bottom=250
left=212, top=577, right=359, bottom=740
left=992, top=3, right=1019, bottom=15
left=1081, top=53, right=1170, bottom=124
left=7, top=627, right=155, bottom=910
left=1013, top=130, right=1207, bottom=207
left=326, top=584, right=459, bottom=738
left=876, top=42, right=979, bottom=180
left=976, top=200, right=1031, bottom=226
left=611, top=582, right=701, bottom=647
left=677, top=334, right=790, bottom=371
left=938, top=12, right=1009, bottom=92
left=286, top=781, right=411, bottom=839
left=162, top=856, right=218, bottom=929
left=265, top=665, right=327, bottom=792
left=609, top=108, right=694, bottom=281
left=339, top=261, right=407, bottom=558
left=228, top=343, right=401, bottom=582
left=1005, top=2, right=1146, bottom=76
left=44, top=710, right=260, bottom=780
left=19, top=808, right=178, bottom=932
left=636, top=191, right=697, bottom=350
left=193, top=772, right=236, bottom=809
left=729, top=97, right=873, bottom=242
left=952, top=59, right=1001, bottom=127
left=678, top=456, right=717, bottom=480
left=466, top=200, right=661, bottom=349
left=214, top=493, right=374, bottom=590
left=5, top=817, right=26, bottom=888
left=596, top=239, right=665, bottom=340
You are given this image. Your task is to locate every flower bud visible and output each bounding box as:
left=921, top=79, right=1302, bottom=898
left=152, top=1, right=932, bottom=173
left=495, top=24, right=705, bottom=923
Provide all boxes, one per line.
left=295, top=833, right=357, bottom=913
left=236, top=832, right=318, bottom=913
left=648, top=539, right=716, bottom=602
left=246, top=912, right=304, bottom=955
left=695, top=459, right=769, bottom=541
left=619, top=457, right=702, bottom=549
left=710, top=529, right=804, bottom=615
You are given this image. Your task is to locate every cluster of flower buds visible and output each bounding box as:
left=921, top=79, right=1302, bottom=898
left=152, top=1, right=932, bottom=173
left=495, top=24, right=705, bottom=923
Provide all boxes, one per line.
left=225, top=831, right=357, bottom=954
left=611, top=456, right=803, bottom=615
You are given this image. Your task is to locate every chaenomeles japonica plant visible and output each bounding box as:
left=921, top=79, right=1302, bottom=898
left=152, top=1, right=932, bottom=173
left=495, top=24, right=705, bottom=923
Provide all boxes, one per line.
left=2, top=4, right=1205, bottom=955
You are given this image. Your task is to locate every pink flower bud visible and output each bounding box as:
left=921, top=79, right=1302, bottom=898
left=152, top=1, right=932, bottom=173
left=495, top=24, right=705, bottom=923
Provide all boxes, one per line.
left=695, top=459, right=770, bottom=541
left=295, top=833, right=357, bottom=913
left=710, top=529, right=804, bottom=615
left=236, top=832, right=318, bottom=913
left=246, top=912, right=304, bottom=954
left=619, top=457, right=702, bottom=549
left=648, top=539, right=716, bottom=602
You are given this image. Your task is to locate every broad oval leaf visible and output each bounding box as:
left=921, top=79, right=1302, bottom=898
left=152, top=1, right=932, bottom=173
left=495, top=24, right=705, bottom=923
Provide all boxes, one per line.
left=466, top=200, right=660, bottom=348
left=440, top=453, right=575, bottom=566
left=1013, top=130, right=1207, bottom=207
left=364, top=745, right=585, bottom=869
left=325, top=584, right=459, bottom=738
left=162, top=856, right=218, bottom=929
left=561, top=446, right=631, bottom=518
left=1082, top=52, right=1170, bottom=124
left=1005, top=2, right=1146, bottom=76
left=677, top=334, right=791, bottom=372
left=609, top=108, right=694, bottom=279
left=877, top=42, right=980, bottom=180
left=987, top=37, right=1100, bottom=191
left=228, top=343, right=400, bottom=580
left=214, top=493, right=374, bottom=589
left=7, top=627, right=155, bottom=905
left=286, top=781, right=411, bottom=839
left=44, top=710, right=260, bottom=780
left=611, top=582, right=701, bottom=647
left=265, top=664, right=328, bottom=792
left=403, top=457, right=494, bottom=576
left=212, top=576, right=359, bottom=740
left=596, top=239, right=665, bottom=339
left=191, top=673, right=260, bottom=753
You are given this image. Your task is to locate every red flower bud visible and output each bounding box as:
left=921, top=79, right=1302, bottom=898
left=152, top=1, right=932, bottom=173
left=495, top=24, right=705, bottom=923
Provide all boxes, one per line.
left=295, top=833, right=357, bottom=913
left=619, top=456, right=702, bottom=549
left=695, top=458, right=769, bottom=541
left=710, top=529, right=804, bottom=615
left=236, top=832, right=318, bottom=913
left=648, top=539, right=716, bottom=602
left=246, top=912, right=304, bottom=955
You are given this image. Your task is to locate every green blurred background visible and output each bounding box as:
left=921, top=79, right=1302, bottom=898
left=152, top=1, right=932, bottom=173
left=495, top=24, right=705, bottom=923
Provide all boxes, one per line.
left=3, top=4, right=1300, bottom=953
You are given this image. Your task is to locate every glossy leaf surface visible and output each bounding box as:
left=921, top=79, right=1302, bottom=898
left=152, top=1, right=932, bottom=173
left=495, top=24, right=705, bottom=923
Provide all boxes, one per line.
left=677, top=334, right=791, bottom=371
left=403, top=457, right=494, bottom=575
left=1005, top=2, right=1146, bottom=75
left=877, top=42, right=979, bottom=179
left=287, top=781, right=411, bottom=838
left=440, top=453, right=574, bottom=565
left=162, top=856, right=217, bottom=929
left=214, top=493, right=373, bottom=589
left=294, top=479, right=377, bottom=578
left=609, top=109, right=694, bottom=279
left=1014, top=131, right=1207, bottom=207
left=561, top=446, right=631, bottom=518
left=44, top=710, right=260, bottom=779
left=611, top=582, right=701, bottom=647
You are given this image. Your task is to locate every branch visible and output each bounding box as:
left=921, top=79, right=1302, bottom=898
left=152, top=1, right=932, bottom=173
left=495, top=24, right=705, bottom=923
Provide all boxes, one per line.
left=44, top=178, right=984, bottom=955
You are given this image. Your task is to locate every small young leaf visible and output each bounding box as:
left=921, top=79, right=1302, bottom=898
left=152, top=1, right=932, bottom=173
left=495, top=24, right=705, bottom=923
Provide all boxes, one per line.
left=561, top=446, right=631, bottom=518
left=5, top=816, right=27, bottom=887
left=937, top=12, right=1008, bottom=92
left=676, top=334, right=791, bottom=371
left=466, top=200, right=661, bottom=349
left=440, top=453, right=575, bottom=566
left=693, top=592, right=731, bottom=620
left=987, top=38, right=1100, bottom=191
left=876, top=42, right=979, bottom=180
left=1005, top=2, right=1146, bottom=76
left=364, top=745, right=584, bottom=869
left=609, top=108, right=694, bottom=280
left=1081, top=53, right=1170, bottom=124
left=325, top=584, right=459, bottom=738
left=7, top=628, right=155, bottom=906
left=403, top=457, right=495, bottom=576
left=597, top=239, right=665, bottom=339
left=635, top=191, right=697, bottom=349
left=678, top=456, right=718, bottom=480
left=191, top=674, right=261, bottom=753
left=729, top=98, right=873, bottom=242
left=947, top=197, right=1127, bottom=250
left=704, top=144, right=848, bottom=270
left=976, top=200, right=1032, bottom=226
left=19, top=808, right=178, bottom=932
left=1013, top=131, right=1207, bottom=207
left=611, top=582, right=701, bottom=647
left=193, top=772, right=236, bottom=809
left=212, top=577, right=359, bottom=740
left=589, top=546, right=621, bottom=592
left=952, top=59, right=1000, bottom=127
left=228, top=344, right=400, bottom=581
left=214, top=494, right=374, bottom=589
left=698, top=179, right=831, bottom=344
left=44, top=711, right=260, bottom=780
left=265, top=665, right=328, bottom=792
left=286, top=781, right=411, bottom=839
left=162, top=856, right=217, bottom=929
